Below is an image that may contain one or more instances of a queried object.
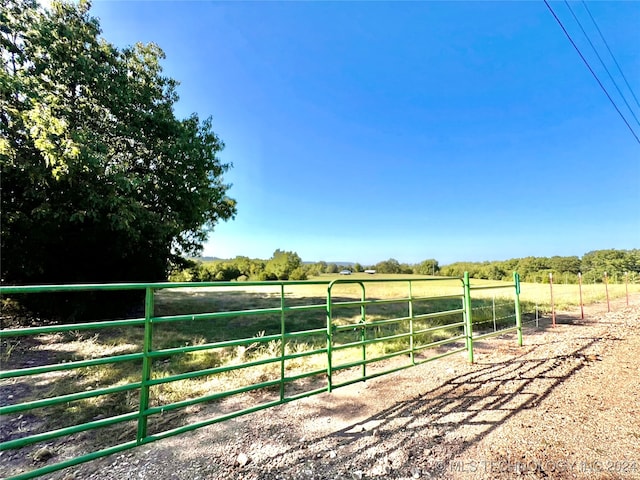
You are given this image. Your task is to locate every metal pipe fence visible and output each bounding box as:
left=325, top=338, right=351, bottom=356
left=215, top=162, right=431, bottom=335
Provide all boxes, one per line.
left=1, top=274, right=523, bottom=479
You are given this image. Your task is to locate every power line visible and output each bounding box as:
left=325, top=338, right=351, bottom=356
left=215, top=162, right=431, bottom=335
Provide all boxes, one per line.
left=543, top=0, right=640, bottom=144
left=564, top=0, right=640, bottom=128
left=581, top=0, right=640, bottom=110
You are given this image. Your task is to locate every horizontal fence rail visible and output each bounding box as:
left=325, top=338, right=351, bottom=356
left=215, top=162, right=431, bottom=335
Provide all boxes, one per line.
left=0, top=274, right=523, bottom=479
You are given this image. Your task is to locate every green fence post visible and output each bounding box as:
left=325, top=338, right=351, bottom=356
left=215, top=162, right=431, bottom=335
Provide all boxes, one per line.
left=137, top=287, right=154, bottom=444
left=280, top=284, right=286, bottom=401
left=463, top=272, right=474, bottom=364
left=408, top=280, right=415, bottom=366
left=360, top=283, right=366, bottom=381
left=326, top=286, right=333, bottom=393
left=514, top=272, right=523, bottom=347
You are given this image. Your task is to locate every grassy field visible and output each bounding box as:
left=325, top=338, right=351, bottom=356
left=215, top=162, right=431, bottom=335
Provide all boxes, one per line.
left=518, top=279, right=638, bottom=309
left=3, top=273, right=637, bottom=447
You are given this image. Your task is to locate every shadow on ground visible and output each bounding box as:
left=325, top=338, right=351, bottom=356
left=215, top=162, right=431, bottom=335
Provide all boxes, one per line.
left=219, top=335, right=604, bottom=479
left=1, top=290, right=609, bottom=479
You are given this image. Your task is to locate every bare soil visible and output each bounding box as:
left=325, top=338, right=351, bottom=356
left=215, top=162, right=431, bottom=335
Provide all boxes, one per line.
left=3, top=296, right=639, bottom=480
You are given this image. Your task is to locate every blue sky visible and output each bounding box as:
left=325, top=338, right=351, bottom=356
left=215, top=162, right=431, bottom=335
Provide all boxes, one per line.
left=89, top=1, right=640, bottom=265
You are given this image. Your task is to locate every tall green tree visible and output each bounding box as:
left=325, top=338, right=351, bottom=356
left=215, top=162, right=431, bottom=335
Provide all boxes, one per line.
left=414, top=259, right=439, bottom=276
left=1, top=0, right=236, bottom=292
left=581, top=249, right=638, bottom=282
left=265, top=249, right=303, bottom=280
left=548, top=256, right=581, bottom=274
left=325, top=263, right=339, bottom=274
left=375, top=258, right=402, bottom=274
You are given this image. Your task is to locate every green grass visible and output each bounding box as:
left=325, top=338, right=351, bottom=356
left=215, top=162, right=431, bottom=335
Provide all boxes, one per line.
left=518, top=280, right=639, bottom=309
left=5, top=274, right=636, bottom=446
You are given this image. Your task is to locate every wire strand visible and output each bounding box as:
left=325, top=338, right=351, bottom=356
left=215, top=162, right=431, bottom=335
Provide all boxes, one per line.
left=543, top=0, right=640, bottom=144
left=564, top=0, right=640, bottom=128
left=581, top=0, right=640, bottom=110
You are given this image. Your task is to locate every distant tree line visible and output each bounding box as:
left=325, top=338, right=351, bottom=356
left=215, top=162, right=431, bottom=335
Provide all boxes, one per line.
left=170, top=249, right=638, bottom=284
left=169, top=253, right=442, bottom=282
left=439, top=249, right=640, bottom=284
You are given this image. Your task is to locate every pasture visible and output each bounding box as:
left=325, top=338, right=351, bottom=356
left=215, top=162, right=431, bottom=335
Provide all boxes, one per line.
left=1, top=274, right=637, bottom=479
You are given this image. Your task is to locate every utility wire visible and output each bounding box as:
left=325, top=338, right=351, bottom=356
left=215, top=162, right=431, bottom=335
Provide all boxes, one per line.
left=543, top=0, right=640, bottom=144
left=564, top=0, right=640, bottom=128
left=581, top=0, right=640, bottom=110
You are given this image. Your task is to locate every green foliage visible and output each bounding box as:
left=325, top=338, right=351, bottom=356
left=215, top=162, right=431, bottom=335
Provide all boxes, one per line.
left=170, top=251, right=308, bottom=282
left=288, top=267, right=308, bottom=281
left=168, top=259, right=205, bottom=282
left=440, top=250, right=639, bottom=284
left=413, top=259, right=440, bottom=275
left=168, top=249, right=639, bottom=287
left=325, top=263, right=339, bottom=274
left=375, top=258, right=402, bottom=274
left=203, top=262, right=241, bottom=282
left=305, top=262, right=325, bottom=277
left=1, top=0, right=236, bottom=300
left=581, top=249, right=639, bottom=283
left=265, top=249, right=303, bottom=280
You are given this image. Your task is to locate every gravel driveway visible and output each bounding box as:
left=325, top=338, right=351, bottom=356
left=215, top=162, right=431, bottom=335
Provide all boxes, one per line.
left=5, top=297, right=639, bottom=480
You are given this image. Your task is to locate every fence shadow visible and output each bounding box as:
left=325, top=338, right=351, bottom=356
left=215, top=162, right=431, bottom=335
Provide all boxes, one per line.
left=19, top=311, right=603, bottom=479
left=0, top=286, right=521, bottom=478
left=221, top=337, right=602, bottom=478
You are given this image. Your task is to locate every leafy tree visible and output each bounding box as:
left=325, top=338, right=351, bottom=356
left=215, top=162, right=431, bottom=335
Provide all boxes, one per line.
left=398, top=263, right=413, bottom=274
left=288, top=267, right=308, bottom=281
left=581, top=249, right=638, bottom=283
left=478, top=263, right=505, bottom=281
left=439, top=264, right=463, bottom=277
left=304, top=262, right=324, bottom=277
left=516, top=257, right=550, bottom=279
left=265, top=249, right=302, bottom=280
left=1, top=0, right=236, bottom=301
left=352, top=262, right=363, bottom=273
left=168, top=259, right=205, bottom=282
left=375, top=258, right=402, bottom=274
left=200, top=261, right=241, bottom=282
left=325, top=263, right=339, bottom=274
left=231, top=256, right=253, bottom=278
left=414, top=259, right=440, bottom=276
left=438, top=250, right=639, bottom=284
left=246, top=259, right=266, bottom=279
left=548, top=256, right=581, bottom=275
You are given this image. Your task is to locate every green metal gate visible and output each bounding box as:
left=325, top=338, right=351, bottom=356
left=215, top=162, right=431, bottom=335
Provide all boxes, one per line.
left=0, top=274, right=522, bottom=479
left=326, top=277, right=469, bottom=391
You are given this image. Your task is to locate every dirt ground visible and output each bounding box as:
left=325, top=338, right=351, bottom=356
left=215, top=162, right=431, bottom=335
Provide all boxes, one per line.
left=4, top=296, right=640, bottom=480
